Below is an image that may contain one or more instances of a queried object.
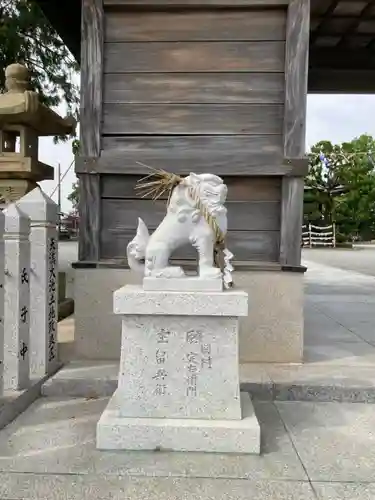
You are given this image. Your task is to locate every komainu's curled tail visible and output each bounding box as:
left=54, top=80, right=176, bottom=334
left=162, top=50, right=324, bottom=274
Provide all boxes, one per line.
left=126, top=217, right=150, bottom=273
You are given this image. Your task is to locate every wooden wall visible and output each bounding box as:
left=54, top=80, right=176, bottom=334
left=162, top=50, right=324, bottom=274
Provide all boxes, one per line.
left=77, top=0, right=309, bottom=266
left=100, top=175, right=282, bottom=260
left=100, top=2, right=286, bottom=262
left=101, top=7, right=286, bottom=171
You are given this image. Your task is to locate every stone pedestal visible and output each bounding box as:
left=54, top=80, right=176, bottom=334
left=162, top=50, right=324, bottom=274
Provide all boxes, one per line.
left=96, top=285, right=260, bottom=454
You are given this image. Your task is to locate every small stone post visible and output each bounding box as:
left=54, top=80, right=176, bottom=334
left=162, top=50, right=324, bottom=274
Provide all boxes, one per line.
left=0, top=211, right=5, bottom=395
left=17, top=187, right=59, bottom=377
left=3, top=203, right=30, bottom=390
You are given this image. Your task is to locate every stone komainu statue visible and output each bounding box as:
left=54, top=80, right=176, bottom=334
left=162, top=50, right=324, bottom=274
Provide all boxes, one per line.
left=126, top=170, right=234, bottom=289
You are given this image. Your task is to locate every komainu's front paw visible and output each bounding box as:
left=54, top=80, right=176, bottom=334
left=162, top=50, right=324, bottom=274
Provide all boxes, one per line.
left=199, top=266, right=222, bottom=279
left=151, top=266, right=185, bottom=278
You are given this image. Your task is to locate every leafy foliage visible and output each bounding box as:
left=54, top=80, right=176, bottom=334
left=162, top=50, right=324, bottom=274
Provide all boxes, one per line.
left=0, top=1, right=80, bottom=211
left=68, top=140, right=81, bottom=210
left=67, top=180, right=79, bottom=211
left=305, top=135, right=375, bottom=241
left=0, top=0, right=79, bottom=130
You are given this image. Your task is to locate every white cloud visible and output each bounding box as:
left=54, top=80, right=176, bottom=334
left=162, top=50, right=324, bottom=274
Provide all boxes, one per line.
left=38, top=98, right=77, bottom=214
left=38, top=94, right=375, bottom=213
left=307, top=94, right=375, bottom=147
left=39, top=136, right=75, bottom=214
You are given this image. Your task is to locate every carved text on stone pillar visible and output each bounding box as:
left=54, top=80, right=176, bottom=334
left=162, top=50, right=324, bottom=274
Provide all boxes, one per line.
left=153, top=329, right=171, bottom=396
left=47, top=237, right=57, bottom=362
left=185, top=329, right=213, bottom=397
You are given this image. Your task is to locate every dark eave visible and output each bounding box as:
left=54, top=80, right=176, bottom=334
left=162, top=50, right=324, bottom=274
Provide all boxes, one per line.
left=35, top=0, right=81, bottom=62
left=309, top=0, right=375, bottom=92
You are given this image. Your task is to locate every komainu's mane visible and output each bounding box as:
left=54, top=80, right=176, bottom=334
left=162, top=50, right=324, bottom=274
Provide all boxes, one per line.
left=135, top=162, right=182, bottom=201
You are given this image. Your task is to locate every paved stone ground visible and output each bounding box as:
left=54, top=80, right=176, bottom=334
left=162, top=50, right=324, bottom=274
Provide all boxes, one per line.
left=304, top=256, right=375, bottom=346
left=6, top=243, right=370, bottom=499
left=1, top=394, right=375, bottom=499
left=303, top=246, right=375, bottom=276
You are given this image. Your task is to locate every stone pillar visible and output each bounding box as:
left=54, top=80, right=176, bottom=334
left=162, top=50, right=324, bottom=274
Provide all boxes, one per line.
left=17, top=187, right=59, bottom=377
left=0, top=211, right=5, bottom=395
left=3, top=203, right=30, bottom=390
left=97, top=285, right=260, bottom=454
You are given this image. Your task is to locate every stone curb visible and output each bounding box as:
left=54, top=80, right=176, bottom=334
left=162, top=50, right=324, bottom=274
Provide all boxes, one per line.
left=42, top=374, right=375, bottom=403
left=241, top=382, right=375, bottom=403
left=0, top=362, right=63, bottom=430
left=58, top=298, right=74, bottom=322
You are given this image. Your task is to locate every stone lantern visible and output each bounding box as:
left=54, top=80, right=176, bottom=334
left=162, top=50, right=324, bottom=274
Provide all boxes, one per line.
left=0, top=63, right=76, bottom=203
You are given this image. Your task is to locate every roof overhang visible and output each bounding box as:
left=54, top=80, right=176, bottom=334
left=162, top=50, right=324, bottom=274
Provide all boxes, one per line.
left=35, top=0, right=81, bottom=62
left=309, top=0, right=375, bottom=92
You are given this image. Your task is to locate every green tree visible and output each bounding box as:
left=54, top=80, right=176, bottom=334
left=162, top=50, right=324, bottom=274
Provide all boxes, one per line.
left=335, top=135, right=375, bottom=240
left=305, top=140, right=348, bottom=224
left=0, top=0, right=79, bottom=125
left=305, top=135, right=375, bottom=241
left=67, top=140, right=81, bottom=210
left=67, top=180, right=79, bottom=211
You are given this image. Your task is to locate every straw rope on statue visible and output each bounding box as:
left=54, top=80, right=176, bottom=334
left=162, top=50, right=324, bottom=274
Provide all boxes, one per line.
left=134, top=162, right=234, bottom=289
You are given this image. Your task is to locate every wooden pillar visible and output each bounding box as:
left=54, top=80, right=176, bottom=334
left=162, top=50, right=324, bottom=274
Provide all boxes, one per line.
left=280, top=0, right=310, bottom=266
left=78, top=0, right=104, bottom=261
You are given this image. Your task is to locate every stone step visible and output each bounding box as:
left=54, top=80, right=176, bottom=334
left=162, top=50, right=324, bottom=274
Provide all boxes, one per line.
left=42, top=360, right=375, bottom=403
left=41, top=361, right=119, bottom=398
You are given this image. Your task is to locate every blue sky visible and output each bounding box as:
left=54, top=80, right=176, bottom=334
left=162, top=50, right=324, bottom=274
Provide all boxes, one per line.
left=40, top=94, right=375, bottom=214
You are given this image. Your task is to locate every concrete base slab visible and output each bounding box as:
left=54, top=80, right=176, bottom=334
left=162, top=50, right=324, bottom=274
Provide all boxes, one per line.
left=57, top=315, right=75, bottom=363
left=97, top=390, right=260, bottom=454
left=73, top=268, right=304, bottom=362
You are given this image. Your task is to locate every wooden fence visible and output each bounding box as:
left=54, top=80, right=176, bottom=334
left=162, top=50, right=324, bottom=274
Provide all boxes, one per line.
left=0, top=187, right=59, bottom=396
left=302, top=223, right=336, bottom=248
